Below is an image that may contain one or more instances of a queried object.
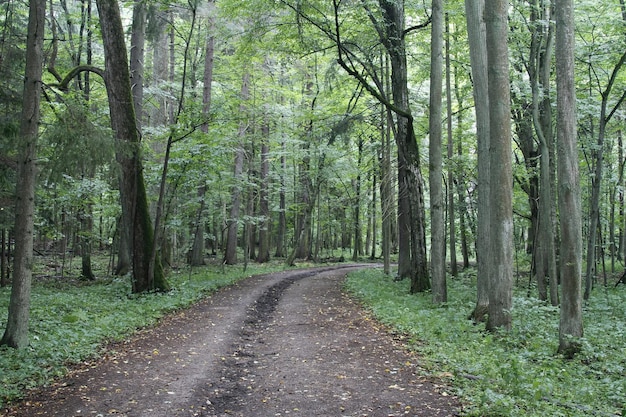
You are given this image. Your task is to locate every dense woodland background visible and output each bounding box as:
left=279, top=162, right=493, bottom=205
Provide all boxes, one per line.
left=0, top=0, right=624, bottom=349
left=0, top=0, right=625, bottom=414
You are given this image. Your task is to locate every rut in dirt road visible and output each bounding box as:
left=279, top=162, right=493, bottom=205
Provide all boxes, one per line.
left=206, top=269, right=318, bottom=414
left=4, top=266, right=462, bottom=417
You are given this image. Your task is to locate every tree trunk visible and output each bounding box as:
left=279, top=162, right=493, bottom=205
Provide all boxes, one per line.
left=224, top=73, right=249, bottom=265
left=115, top=0, right=145, bottom=275
left=377, top=0, right=429, bottom=292
left=445, top=14, right=458, bottom=277
left=380, top=99, right=392, bottom=275
left=1, top=229, right=7, bottom=287
left=1, top=0, right=45, bottom=348
left=429, top=0, right=446, bottom=303
left=274, top=141, right=287, bottom=258
left=257, top=123, right=271, bottom=263
left=79, top=204, right=96, bottom=280
left=465, top=0, right=490, bottom=322
left=96, top=0, right=168, bottom=293
left=189, top=185, right=206, bottom=266
left=556, top=0, right=583, bottom=357
left=485, top=0, right=513, bottom=332
left=130, top=0, right=145, bottom=132
left=530, top=2, right=559, bottom=306
left=453, top=42, right=469, bottom=270
left=189, top=14, right=215, bottom=267
left=352, top=138, right=363, bottom=262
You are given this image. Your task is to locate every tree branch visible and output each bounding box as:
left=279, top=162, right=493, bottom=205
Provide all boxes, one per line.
left=403, top=17, right=431, bottom=38
left=49, top=65, right=105, bottom=91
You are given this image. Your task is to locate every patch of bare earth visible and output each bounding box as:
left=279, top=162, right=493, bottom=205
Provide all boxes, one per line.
left=3, top=266, right=463, bottom=417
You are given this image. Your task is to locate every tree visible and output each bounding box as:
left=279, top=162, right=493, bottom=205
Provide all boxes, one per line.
left=556, top=0, right=583, bottom=357
left=485, top=0, right=513, bottom=331
left=429, top=0, right=446, bottom=303
left=95, top=0, right=169, bottom=293
left=1, top=0, right=45, bottom=348
left=224, top=73, right=249, bottom=265
left=465, top=0, right=490, bottom=322
left=189, top=8, right=216, bottom=267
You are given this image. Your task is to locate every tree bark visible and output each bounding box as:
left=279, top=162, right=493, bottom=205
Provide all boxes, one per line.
left=189, top=13, right=215, bottom=267
left=96, top=0, right=169, bottom=293
left=377, top=0, right=429, bottom=292
left=465, top=0, right=490, bottom=322
left=274, top=141, right=287, bottom=258
left=1, top=0, right=45, bottom=348
left=257, top=122, right=271, bottom=263
left=224, top=73, right=249, bottom=265
left=429, top=0, right=446, bottom=303
left=485, top=0, right=513, bottom=332
left=446, top=14, right=458, bottom=277
left=556, top=0, right=583, bottom=357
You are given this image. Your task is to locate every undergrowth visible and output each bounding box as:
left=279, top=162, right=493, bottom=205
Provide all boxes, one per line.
left=0, top=261, right=288, bottom=407
left=345, top=268, right=625, bottom=417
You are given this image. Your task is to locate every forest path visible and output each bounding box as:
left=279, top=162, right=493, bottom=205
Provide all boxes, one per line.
left=4, top=265, right=462, bottom=417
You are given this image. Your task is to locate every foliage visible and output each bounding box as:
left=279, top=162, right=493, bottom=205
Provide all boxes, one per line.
left=0, top=260, right=287, bottom=407
left=345, top=268, right=626, bottom=417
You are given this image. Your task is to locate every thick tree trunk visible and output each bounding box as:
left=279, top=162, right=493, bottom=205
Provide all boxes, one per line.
left=429, top=0, right=446, bottom=303
left=556, top=0, right=583, bottom=357
left=485, top=0, right=513, bottom=332
left=465, top=0, right=490, bottom=322
left=130, top=0, right=145, bottom=131
left=1, top=0, right=44, bottom=348
left=96, top=0, right=168, bottom=293
left=378, top=0, right=429, bottom=292
left=115, top=0, right=145, bottom=275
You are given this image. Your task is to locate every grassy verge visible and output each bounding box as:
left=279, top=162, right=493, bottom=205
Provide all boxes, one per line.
left=0, top=261, right=289, bottom=407
left=345, top=268, right=625, bottom=417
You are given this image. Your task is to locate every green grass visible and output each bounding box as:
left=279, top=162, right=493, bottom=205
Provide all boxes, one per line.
left=0, top=261, right=288, bottom=407
left=345, top=268, right=626, bottom=417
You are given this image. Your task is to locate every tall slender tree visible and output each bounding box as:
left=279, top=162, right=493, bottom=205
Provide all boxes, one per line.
left=556, top=0, right=583, bottom=357
left=465, top=0, right=490, bottom=322
left=224, top=73, right=249, bottom=265
left=485, top=0, right=513, bottom=331
left=1, top=0, right=45, bottom=348
left=429, top=0, right=446, bottom=303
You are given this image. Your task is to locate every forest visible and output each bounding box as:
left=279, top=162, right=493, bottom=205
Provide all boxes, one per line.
left=0, top=0, right=625, bottom=415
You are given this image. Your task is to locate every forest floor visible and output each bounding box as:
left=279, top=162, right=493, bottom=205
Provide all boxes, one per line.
left=3, top=265, right=463, bottom=417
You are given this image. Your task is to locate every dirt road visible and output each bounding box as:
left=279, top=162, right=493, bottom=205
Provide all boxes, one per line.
left=4, top=266, right=462, bottom=416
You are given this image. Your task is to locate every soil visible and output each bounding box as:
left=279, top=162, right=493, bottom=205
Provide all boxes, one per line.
left=3, top=265, right=463, bottom=417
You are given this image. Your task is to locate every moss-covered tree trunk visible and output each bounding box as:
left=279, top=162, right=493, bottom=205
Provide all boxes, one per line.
left=95, top=0, right=169, bottom=293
